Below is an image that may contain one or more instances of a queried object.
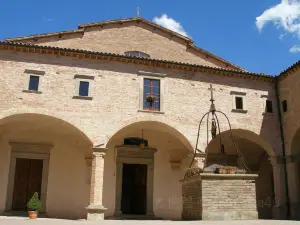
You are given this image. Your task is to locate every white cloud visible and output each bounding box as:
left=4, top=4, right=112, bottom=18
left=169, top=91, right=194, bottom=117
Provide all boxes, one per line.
left=256, top=0, right=300, bottom=53
left=256, top=0, right=300, bottom=37
left=290, top=45, right=300, bottom=53
left=152, top=14, right=190, bottom=37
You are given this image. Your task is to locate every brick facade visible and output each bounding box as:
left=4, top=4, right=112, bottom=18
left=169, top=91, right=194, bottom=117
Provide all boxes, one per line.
left=181, top=174, right=258, bottom=220
left=0, top=17, right=297, bottom=220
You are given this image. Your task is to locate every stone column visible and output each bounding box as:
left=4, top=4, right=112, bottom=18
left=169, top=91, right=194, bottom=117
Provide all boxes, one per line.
left=86, top=147, right=107, bottom=221
left=286, top=155, right=300, bottom=220
left=269, top=156, right=288, bottom=219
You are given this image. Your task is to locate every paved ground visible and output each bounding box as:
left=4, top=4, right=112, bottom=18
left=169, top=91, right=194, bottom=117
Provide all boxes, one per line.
left=0, top=217, right=300, bottom=225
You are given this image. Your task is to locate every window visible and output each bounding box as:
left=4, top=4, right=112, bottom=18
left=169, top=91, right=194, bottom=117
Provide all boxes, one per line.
left=79, top=81, right=89, bottom=97
left=124, top=51, right=150, bottom=58
left=266, top=100, right=273, bottom=113
left=230, top=91, right=247, bottom=113
left=28, top=75, right=40, bottom=91
left=235, top=97, right=243, bottom=110
left=73, top=74, right=94, bottom=100
left=282, top=100, right=287, bottom=112
left=143, top=78, right=160, bottom=111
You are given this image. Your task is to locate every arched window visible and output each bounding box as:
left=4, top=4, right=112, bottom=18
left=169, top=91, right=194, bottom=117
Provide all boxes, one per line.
left=124, top=51, right=150, bottom=58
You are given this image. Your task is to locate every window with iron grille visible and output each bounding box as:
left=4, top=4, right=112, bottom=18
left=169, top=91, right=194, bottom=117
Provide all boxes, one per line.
left=143, top=78, right=160, bottom=111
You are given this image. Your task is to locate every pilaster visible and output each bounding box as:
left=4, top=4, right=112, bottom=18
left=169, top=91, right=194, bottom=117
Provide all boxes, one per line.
left=269, top=156, right=288, bottom=220
left=286, top=155, right=300, bottom=220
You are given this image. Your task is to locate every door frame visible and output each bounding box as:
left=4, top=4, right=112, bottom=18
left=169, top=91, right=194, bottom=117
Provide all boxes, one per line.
left=5, top=142, right=53, bottom=213
left=113, top=145, right=156, bottom=217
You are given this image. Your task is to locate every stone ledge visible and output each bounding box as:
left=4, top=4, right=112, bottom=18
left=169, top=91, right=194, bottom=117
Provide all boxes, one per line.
left=180, top=173, right=258, bottom=183
left=22, top=90, right=42, bottom=94
left=231, top=109, right=248, bottom=114
left=138, top=109, right=165, bottom=114
left=72, top=95, right=93, bottom=100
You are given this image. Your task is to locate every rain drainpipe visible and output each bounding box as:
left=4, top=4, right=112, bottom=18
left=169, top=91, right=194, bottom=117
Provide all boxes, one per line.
left=275, top=76, right=290, bottom=219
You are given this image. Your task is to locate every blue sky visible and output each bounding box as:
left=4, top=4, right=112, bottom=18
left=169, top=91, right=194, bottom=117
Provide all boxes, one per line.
left=0, top=0, right=299, bottom=75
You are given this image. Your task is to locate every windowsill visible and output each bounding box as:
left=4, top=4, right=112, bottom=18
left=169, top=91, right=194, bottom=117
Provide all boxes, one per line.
left=262, top=112, right=275, bottom=116
left=138, top=109, right=165, bottom=114
left=22, top=90, right=42, bottom=94
left=232, top=109, right=248, bottom=114
left=72, top=96, right=93, bottom=100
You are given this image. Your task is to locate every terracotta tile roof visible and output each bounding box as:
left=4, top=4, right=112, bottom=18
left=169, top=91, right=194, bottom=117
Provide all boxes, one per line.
left=279, top=60, right=300, bottom=80
left=5, top=29, right=84, bottom=41
left=78, top=17, right=193, bottom=42
left=0, top=41, right=274, bottom=83
left=4, top=17, right=244, bottom=72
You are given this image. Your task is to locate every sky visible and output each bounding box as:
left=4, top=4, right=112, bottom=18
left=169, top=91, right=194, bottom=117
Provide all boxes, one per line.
left=0, top=0, right=299, bottom=75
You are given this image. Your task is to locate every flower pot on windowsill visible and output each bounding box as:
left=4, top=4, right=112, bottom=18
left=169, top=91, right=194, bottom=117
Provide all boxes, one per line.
left=146, top=95, right=155, bottom=103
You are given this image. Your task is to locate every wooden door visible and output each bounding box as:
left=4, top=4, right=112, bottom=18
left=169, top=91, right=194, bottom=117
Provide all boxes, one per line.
left=121, top=164, right=147, bottom=215
left=12, top=158, right=43, bottom=211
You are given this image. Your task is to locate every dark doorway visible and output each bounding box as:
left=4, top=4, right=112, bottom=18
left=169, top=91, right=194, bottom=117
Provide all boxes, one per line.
left=12, top=158, right=43, bottom=211
left=121, top=164, right=147, bottom=215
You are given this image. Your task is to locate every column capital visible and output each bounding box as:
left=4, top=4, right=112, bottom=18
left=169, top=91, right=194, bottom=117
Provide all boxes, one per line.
left=92, top=147, right=107, bottom=157
left=269, top=156, right=285, bottom=166
left=286, top=154, right=300, bottom=164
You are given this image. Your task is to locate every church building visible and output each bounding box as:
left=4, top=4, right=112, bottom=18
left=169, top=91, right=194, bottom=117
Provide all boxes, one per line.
left=0, top=17, right=299, bottom=221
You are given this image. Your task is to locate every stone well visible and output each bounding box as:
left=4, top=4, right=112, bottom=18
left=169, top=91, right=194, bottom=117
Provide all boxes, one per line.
left=180, top=173, right=259, bottom=220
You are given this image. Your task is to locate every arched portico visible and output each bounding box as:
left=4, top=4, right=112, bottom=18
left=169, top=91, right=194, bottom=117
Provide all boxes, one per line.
left=205, top=129, right=286, bottom=219
left=103, top=120, right=193, bottom=220
left=0, top=113, right=95, bottom=220
left=104, top=116, right=194, bottom=153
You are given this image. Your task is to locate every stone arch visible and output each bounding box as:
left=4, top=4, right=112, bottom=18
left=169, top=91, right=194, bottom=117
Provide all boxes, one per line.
left=0, top=107, right=93, bottom=145
left=105, top=116, right=194, bottom=153
left=0, top=110, right=94, bottom=219
left=206, top=128, right=276, bottom=157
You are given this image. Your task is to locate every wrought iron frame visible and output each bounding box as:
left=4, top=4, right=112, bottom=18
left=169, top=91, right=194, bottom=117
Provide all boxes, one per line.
left=188, top=84, right=251, bottom=173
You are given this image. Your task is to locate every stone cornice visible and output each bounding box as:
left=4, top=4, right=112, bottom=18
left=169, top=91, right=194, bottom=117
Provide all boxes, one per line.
left=0, top=41, right=275, bottom=83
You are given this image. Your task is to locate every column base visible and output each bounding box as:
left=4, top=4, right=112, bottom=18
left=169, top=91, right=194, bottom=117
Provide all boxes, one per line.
left=272, top=205, right=288, bottom=220
left=290, top=203, right=300, bottom=220
left=86, top=204, right=107, bottom=221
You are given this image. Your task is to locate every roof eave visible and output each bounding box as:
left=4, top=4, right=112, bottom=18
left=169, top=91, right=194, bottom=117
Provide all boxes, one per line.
left=0, top=41, right=274, bottom=83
